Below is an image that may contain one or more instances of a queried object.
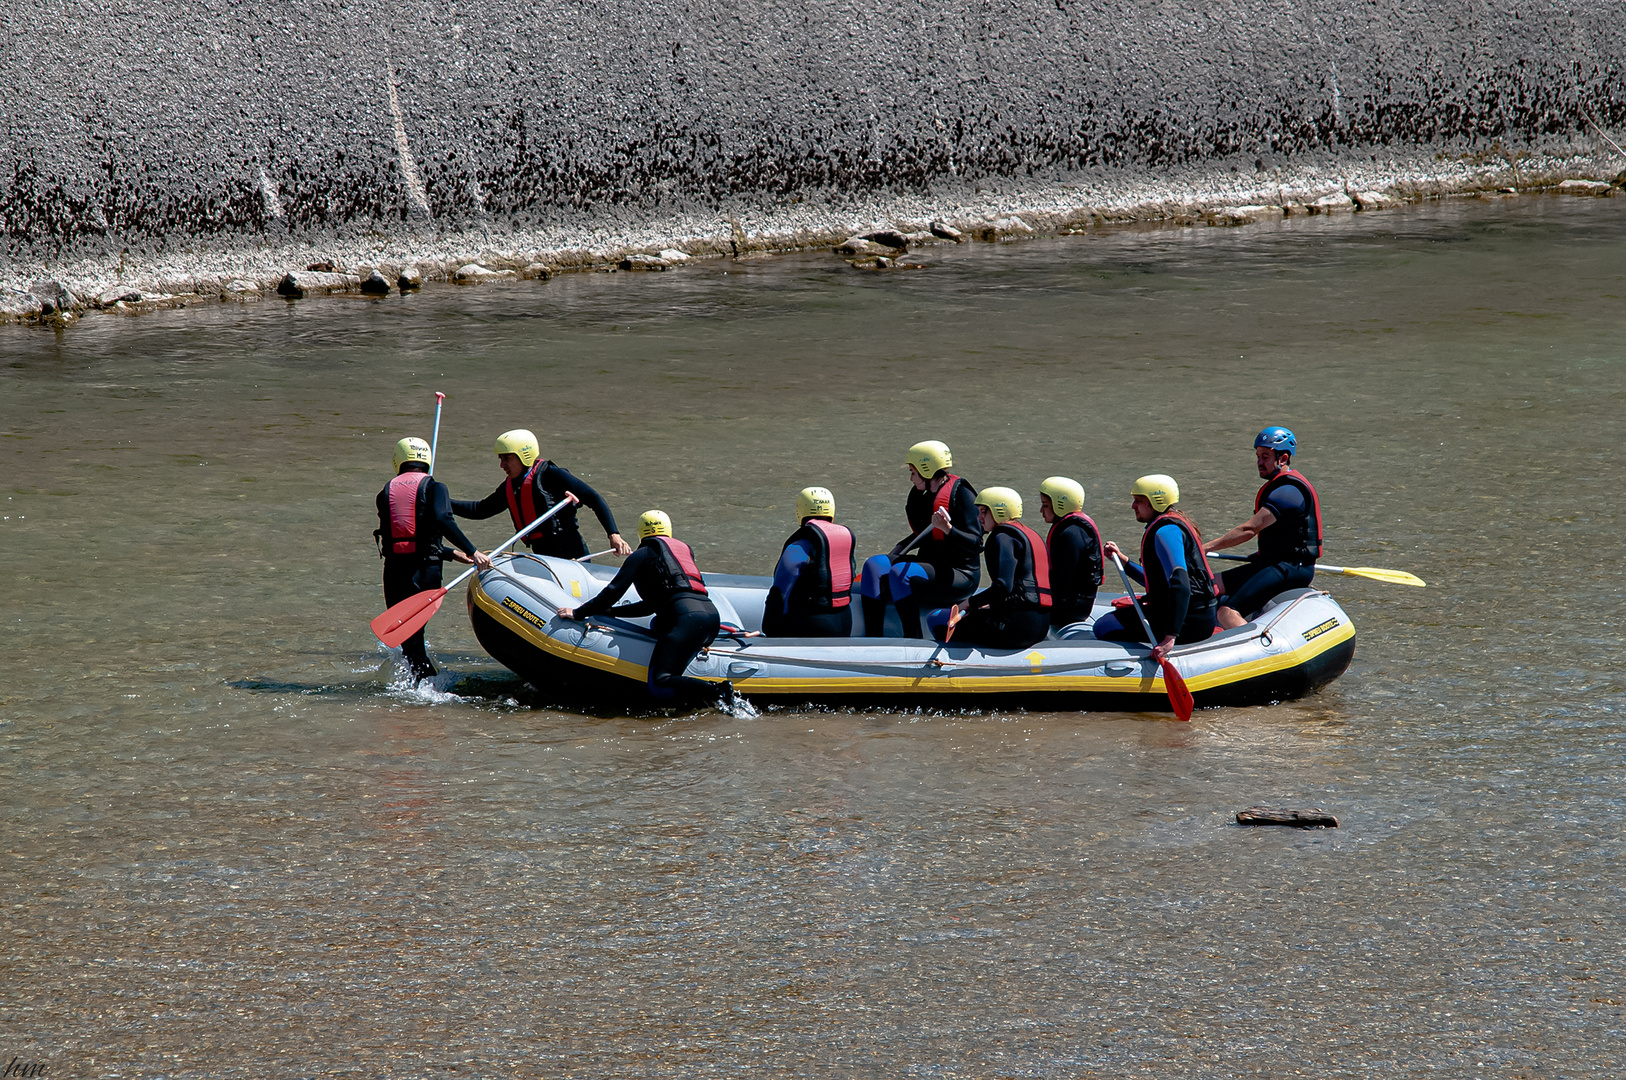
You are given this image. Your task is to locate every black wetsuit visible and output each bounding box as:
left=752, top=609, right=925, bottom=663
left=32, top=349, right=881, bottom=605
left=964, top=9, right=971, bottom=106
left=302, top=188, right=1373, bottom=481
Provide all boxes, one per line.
left=453, top=460, right=619, bottom=558
left=570, top=537, right=725, bottom=706
left=1047, top=513, right=1103, bottom=628
left=947, top=525, right=1051, bottom=651
left=1220, top=469, right=1321, bottom=618
left=375, top=463, right=480, bottom=680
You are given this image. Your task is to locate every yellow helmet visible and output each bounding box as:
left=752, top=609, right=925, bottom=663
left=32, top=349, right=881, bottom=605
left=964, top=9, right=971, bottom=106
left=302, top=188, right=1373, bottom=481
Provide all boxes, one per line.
left=1040, top=476, right=1086, bottom=517
left=905, top=440, right=952, bottom=480
left=493, top=428, right=540, bottom=467
left=1131, top=474, right=1180, bottom=513
left=974, top=486, right=1023, bottom=523
left=637, top=510, right=673, bottom=540
left=796, top=486, right=835, bottom=522
left=392, top=437, right=433, bottom=470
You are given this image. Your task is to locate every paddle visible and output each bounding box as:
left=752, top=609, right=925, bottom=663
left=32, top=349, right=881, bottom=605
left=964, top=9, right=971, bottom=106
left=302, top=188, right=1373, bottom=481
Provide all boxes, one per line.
left=576, top=548, right=616, bottom=561
left=428, top=390, right=445, bottom=471
left=1205, top=552, right=1425, bottom=587
left=890, top=522, right=936, bottom=561
left=1109, top=552, right=1195, bottom=722
left=942, top=604, right=965, bottom=642
left=371, top=494, right=578, bottom=647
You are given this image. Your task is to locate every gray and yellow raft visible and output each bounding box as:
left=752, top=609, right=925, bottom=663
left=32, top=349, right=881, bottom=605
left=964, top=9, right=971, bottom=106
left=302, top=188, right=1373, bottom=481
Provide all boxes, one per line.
left=466, top=554, right=1355, bottom=712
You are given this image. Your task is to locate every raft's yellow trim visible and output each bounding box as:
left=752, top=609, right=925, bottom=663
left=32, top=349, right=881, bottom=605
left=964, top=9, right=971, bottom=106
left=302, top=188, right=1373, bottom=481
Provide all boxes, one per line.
left=471, top=580, right=1354, bottom=696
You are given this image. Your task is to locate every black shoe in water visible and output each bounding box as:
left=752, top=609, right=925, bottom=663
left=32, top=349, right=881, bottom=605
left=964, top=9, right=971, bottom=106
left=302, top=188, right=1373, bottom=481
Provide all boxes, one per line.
left=717, top=681, right=737, bottom=712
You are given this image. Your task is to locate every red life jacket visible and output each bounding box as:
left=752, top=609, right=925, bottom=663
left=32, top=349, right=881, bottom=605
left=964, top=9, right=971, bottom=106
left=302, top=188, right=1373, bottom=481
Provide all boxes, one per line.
left=785, top=519, right=856, bottom=611
left=1047, top=511, right=1104, bottom=589
left=929, top=474, right=961, bottom=539
left=1254, top=467, right=1323, bottom=564
left=385, top=472, right=431, bottom=555
left=504, top=461, right=545, bottom=532
left=648, top=536, right=709, bottom=597
left=997, top=520, right=1052, bottom=608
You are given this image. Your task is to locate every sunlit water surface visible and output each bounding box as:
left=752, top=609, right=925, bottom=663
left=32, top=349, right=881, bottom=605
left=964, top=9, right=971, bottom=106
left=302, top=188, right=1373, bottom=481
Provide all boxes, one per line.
left=2, top=196, right=1623, bottom=1077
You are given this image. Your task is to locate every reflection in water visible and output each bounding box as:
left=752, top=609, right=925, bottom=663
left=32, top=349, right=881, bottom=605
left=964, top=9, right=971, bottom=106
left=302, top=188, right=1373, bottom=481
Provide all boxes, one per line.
left=1, top=196, right=1623, bottom=1075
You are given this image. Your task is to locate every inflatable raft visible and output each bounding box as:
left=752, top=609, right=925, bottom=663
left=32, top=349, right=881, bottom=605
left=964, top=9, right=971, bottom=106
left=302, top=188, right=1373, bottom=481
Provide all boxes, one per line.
left=465, top=553, right=1355, bottom=712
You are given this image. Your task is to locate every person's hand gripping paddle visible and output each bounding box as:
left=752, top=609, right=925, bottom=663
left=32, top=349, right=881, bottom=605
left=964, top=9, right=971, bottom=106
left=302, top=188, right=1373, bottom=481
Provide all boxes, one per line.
left=1109, top=552, right=1195, bottom=722
left=371, top=494, right=578, bottom=647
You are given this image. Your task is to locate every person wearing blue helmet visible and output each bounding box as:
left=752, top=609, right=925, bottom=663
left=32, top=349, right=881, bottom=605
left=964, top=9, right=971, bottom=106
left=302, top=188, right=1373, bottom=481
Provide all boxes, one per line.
left=1208, top=426, right=1324, bottom=629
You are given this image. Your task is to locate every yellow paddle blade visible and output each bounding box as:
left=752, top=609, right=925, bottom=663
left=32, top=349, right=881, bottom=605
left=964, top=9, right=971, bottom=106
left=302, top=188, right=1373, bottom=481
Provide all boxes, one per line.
left=1334, top=565, right=1426, bottom=587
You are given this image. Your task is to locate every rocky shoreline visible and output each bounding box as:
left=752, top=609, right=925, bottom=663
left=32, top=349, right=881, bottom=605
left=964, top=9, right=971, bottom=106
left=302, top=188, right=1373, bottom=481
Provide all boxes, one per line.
left=3, top=149, right=1620, bottom=328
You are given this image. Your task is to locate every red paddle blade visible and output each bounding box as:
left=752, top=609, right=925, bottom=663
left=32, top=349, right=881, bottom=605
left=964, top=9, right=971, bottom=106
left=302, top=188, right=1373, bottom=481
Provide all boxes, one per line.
left=1161, top=659, right=1194, bottom=722
left=942, top=606, right=965, bottom=641
left=370, top=587, right=449, bottom=647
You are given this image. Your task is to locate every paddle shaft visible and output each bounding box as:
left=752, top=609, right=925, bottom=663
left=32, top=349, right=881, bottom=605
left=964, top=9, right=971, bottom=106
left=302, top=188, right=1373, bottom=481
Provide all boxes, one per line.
left=429, top=391, right=445, bottom=472
left=1109, top=553, right=1161, bottom=650
left=891, top=522, right=936, bottom=560
left=1204, top=551, right=1424, bottom=586
left=443, top=493, right=578, bottom=591
left=576, top=548, right=615, bottom=561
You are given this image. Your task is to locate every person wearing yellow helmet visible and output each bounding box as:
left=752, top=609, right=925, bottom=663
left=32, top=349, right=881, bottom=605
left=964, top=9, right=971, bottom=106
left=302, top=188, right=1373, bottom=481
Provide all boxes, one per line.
left=558, top=511, right=736, bottom=710
left=858, top=440, right=983, bottom=637
left=451, top=428, right=632, bottom=558
left=1095, top=474, right=1218, bottom=661
left=1038, top=476, right=1103, bottom=628
left=374, top=437, right=493, bottom=682
left=1207, top=426, right=1324, bottom=628
left=929, top=487, right=1051, bottom=649
left=763, top=486, right=857, bottom=638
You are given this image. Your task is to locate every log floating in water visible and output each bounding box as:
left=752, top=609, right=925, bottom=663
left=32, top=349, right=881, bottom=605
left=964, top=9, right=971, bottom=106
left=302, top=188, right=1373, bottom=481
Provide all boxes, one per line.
left=1236, top=806, right=1339, bottom=828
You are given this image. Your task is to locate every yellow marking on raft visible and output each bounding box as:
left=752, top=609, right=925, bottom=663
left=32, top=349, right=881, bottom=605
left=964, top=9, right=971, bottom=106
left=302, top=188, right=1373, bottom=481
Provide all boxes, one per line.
left=1027, top=650, right=1045, bottom=672
left=571, top=580, right=582, bottom=598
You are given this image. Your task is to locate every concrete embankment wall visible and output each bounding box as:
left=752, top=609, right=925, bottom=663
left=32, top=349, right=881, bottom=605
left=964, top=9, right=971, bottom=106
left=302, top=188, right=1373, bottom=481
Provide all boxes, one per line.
left=3, top=0, right=1624, bottom=267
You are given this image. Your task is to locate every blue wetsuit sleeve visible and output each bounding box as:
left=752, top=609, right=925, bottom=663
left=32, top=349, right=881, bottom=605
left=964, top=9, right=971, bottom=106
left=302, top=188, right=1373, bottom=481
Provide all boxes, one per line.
left=1152, top=525, right=1187, bottom=586
left=772, top=541, right=814, bottom=613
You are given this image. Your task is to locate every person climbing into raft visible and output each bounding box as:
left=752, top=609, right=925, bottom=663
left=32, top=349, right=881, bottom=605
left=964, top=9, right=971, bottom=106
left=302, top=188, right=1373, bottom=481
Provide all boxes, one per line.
left=859, top=440, right=982, bottom=637
left=1095, top=474, right=1218, bottom=663
left=930, top=487, right=1051, bottom=650
left=452, top=428, right=633, bottom=559
left=1206, top=426, right=1323, bottom=629
left=762, top=486, right=857, bottom=638
left=375, top=437, right=493, bottom=683
left=557, top=510, right=736, bottom=710
left=1037, top=476, right=1103, bottom=629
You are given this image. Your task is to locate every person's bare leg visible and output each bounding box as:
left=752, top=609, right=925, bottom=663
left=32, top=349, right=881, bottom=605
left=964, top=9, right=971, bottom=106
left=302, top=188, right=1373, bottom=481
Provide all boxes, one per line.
left=1216, top=605, right=1246, bottom=630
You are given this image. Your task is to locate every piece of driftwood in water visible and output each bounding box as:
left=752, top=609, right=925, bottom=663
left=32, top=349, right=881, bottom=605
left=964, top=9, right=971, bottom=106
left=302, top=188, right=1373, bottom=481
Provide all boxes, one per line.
left=1235, top=806, right=1339, bottom=828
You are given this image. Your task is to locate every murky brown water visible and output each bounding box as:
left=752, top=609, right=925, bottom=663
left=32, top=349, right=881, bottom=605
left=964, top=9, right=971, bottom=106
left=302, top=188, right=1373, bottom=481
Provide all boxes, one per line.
left=3, top=196, right=1624, bottom=1076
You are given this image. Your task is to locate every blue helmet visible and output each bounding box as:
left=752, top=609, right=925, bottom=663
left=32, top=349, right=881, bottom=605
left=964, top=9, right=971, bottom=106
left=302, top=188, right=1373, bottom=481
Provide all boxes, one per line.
left=1254, top=426, right=1297, bottom=454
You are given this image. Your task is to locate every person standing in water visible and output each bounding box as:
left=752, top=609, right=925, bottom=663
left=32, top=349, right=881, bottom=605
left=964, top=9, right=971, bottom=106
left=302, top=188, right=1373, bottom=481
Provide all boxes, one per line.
left=453, top=428, right=633, bottom=558
left=763, top=486, right=857, bottom=638
left=858, top=440, right=982, bottom=637
left=1037, top=475, right=1103, bottom=628
left=1207, top=426, right=1323, bottom=628
left=557, top=511, right=736, bottom=710
left=375, top=437, right=492, bottom=682
left=1095, top=474, right=1218, bottom=663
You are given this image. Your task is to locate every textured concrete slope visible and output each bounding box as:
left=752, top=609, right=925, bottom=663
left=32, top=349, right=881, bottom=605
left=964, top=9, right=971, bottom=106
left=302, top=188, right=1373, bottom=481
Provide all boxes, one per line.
left=3, top=0, right=1623, bottom=256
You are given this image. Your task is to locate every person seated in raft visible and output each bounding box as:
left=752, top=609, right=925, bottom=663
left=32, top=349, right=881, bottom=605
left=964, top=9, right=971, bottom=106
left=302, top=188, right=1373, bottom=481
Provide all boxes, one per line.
left=927, top=487, right=1051, bottom=650
left=452, top=428, right=633, bottom=559
left=1095, top=474, right=1219, bottom=663
left=859, top=440, right=983, bottom=638
left=1206, top=426, right=1323, bottom=629
left=762, top=486, right=857, bottom=638
left=1037, top=476, right=1103, bottom=629
left=375, top=437, right=493, bottom=683
left=557, top=511, right=736, bottom=711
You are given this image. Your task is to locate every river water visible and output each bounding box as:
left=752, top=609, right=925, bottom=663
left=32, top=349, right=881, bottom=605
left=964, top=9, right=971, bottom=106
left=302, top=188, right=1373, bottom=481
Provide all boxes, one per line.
left=3, top=196, right=1623, bottom=1077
